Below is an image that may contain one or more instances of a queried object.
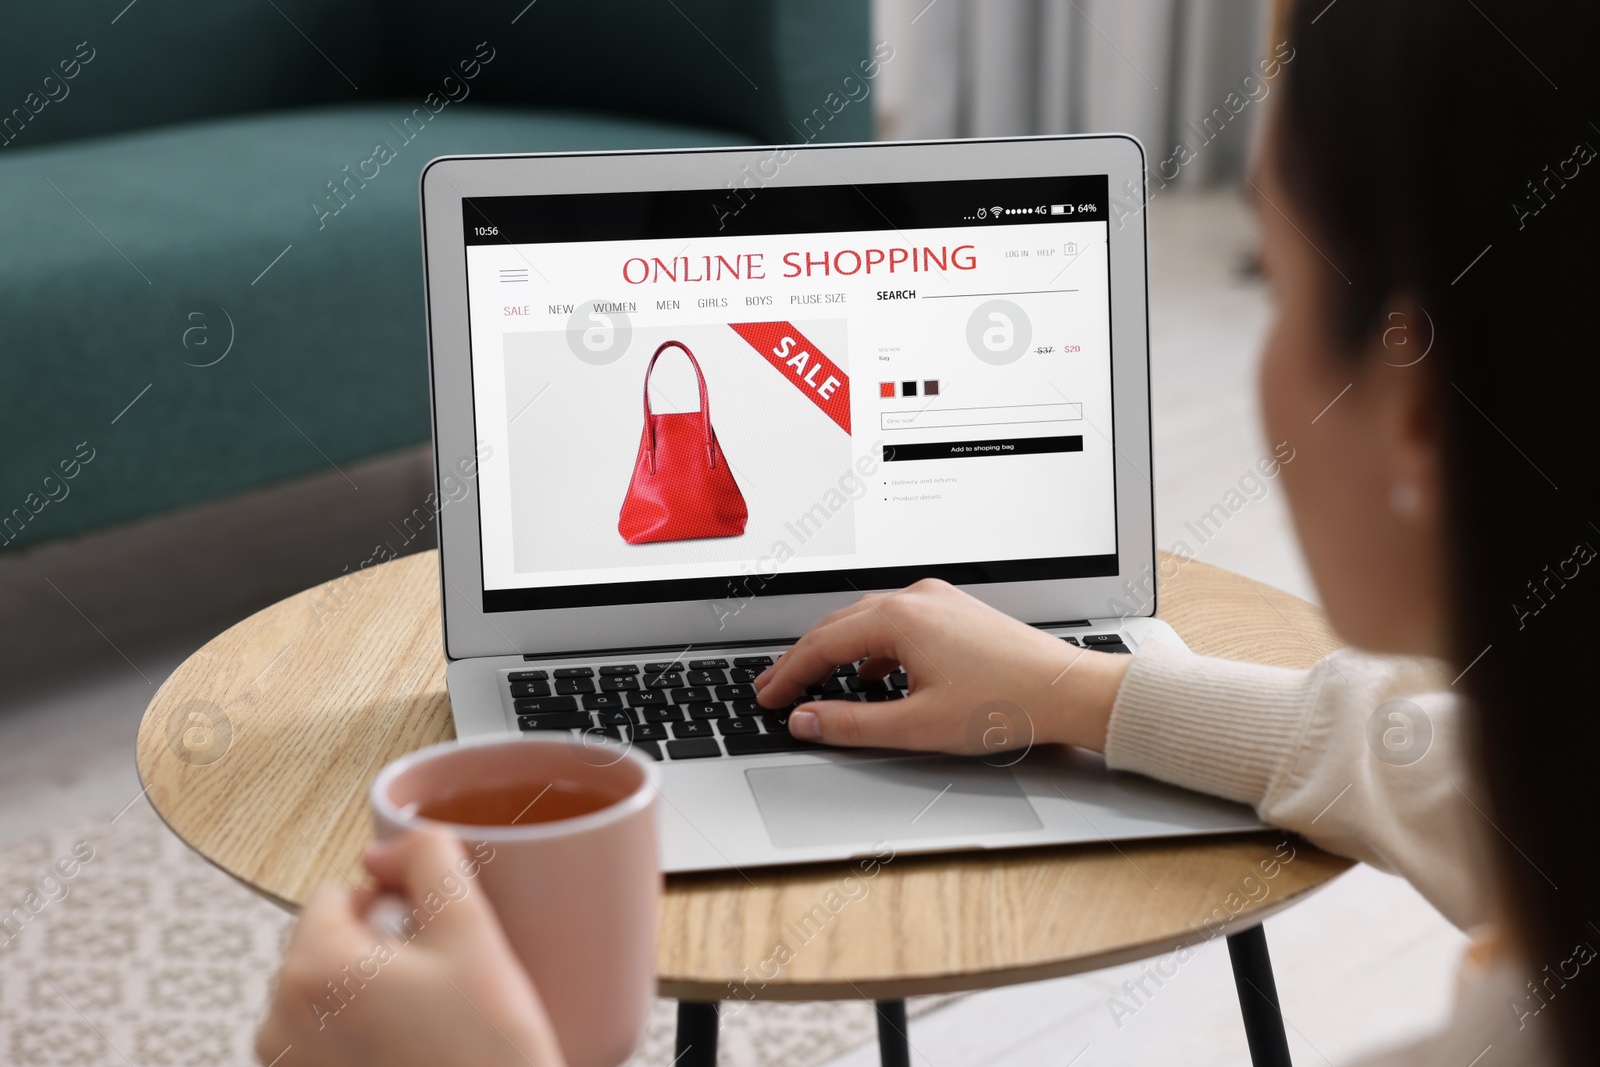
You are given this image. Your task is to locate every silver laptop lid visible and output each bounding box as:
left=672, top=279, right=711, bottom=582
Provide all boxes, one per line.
left=421, top=136, right=1154, bottom=661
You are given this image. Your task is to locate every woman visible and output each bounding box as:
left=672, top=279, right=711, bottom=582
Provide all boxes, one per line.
left=257, top=0, right=1598, bottom=1063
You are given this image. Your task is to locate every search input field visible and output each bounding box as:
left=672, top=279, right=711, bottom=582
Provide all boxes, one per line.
left=880, top=402, right=1082, bottom=431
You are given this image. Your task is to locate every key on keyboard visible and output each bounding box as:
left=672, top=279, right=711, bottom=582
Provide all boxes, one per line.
left=519, top=712, right=590, bottom=731
left=1079, top=632, right=1132, bottom=654
left=723, top=734, right=820, bottom=756
left=666, top=739, right=721, bottom=759
left=514, top=696, right=579, bottom=714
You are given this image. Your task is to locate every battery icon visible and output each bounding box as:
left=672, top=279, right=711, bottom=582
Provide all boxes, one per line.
left=1050, top=204, right=1071, bottom=215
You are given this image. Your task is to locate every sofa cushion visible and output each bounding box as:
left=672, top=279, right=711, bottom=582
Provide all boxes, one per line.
left=383, top=0, right=875, bottom=146
left=0, top=1, right=391, bottom=151
left=0, top=103, right=745, bottom=550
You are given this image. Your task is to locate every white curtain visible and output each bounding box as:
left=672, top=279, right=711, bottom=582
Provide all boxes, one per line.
left=874, top=0, right=1273, bottom=185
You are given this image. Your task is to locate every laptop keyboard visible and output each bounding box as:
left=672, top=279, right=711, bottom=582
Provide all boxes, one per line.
left=506, top=634, right=1131, bottom=762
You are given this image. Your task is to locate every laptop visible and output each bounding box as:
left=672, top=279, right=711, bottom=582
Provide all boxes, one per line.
left=419, top=135, right=1262, bottom=873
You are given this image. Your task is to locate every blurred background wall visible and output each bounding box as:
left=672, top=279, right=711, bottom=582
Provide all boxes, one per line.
left=873, top=0, right=1276, bottom=185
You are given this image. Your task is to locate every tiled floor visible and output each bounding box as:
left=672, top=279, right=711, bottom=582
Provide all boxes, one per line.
left=0, top=190, right=1465, bottom=1065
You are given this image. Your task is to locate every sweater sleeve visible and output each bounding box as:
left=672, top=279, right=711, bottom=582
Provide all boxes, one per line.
left=1103, top=638, right=1499, bottom=930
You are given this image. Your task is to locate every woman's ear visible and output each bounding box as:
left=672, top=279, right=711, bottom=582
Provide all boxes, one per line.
left=1368, top=297, right=1443, bottom=525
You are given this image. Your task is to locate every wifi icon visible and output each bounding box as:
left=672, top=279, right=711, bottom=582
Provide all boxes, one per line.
left=991, top=205, right=1004, bottom=218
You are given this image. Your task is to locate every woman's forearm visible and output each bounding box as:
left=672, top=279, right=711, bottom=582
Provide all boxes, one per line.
left=1103, top=639, right=1499, bottom=930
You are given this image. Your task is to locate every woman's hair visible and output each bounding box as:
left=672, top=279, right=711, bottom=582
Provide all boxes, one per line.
left=1277, top=0, right=1600, bottom=1061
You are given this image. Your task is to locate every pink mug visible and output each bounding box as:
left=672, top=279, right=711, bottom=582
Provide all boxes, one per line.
left=370, top=734, right=661, bottom=1067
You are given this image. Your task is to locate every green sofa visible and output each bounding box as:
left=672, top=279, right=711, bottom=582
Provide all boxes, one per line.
left=1, top=0, right=872, bottom=551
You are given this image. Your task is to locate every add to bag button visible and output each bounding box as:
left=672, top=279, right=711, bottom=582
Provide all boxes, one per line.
left=881, top=436, right=1084, bottom=462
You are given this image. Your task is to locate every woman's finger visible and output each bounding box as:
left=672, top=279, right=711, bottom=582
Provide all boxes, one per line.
left=756, top=610, right=906, bottom=706
left=856, top=655, right=900, bottom=680
left=754, top=595, right=883, bottom=689
left=362, top=829, right=499, bottom=945
left=787, top=695, right=927, bottom=748
left=291, top=884, right=377, bottom=957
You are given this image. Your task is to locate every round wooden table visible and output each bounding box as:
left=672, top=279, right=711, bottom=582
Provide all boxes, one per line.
left=137, top=550, right=1348, bottom=1067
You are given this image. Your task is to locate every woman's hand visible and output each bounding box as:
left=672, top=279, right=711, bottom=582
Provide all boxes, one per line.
left=754, top=578, right=1131, bottom=755
left=256, top=830, right=565, bottom=1067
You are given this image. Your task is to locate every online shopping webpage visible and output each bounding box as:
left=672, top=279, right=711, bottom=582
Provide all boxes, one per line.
left=462, top=174, right=1120, bottom=612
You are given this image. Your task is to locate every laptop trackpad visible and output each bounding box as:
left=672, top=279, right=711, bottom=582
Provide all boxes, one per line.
left=746, top=757, right=1042, bottom=850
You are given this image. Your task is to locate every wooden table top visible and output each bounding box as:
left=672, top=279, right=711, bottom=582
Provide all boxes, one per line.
left=136, top=550, right=1350, bottom=1001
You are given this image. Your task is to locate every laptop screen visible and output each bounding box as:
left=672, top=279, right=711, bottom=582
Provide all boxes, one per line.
left=460, top=173, right=1119, bottom=613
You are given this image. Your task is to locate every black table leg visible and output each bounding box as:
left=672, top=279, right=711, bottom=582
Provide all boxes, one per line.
left=1227, top=924, right=1293, bottom=1067
left=675, top=1001, right=719, bottom=1067
left=875, top=999, right=911, bottom=1067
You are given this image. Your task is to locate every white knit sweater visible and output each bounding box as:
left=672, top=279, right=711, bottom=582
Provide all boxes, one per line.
left=1104, top=639, right=1557, bottom=1066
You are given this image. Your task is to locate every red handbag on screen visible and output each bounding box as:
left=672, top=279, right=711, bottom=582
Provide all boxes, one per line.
left=617, top=341, right=748, bottom=545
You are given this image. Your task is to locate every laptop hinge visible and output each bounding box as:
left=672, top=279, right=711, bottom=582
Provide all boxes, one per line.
left=521, top=621, right=1101, bottom=662
left=522, top=635, right=803, bottom=662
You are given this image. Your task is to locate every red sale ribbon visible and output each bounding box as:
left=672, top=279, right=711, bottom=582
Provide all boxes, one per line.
left=728, top=321, right=852, bottom=434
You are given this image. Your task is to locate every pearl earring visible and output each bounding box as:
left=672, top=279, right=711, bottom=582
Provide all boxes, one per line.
left=1390, top=481, right=1422, bottom=517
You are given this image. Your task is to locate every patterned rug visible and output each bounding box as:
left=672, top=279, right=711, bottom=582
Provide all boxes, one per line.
left=0, top=802, right=948, bottom=1066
